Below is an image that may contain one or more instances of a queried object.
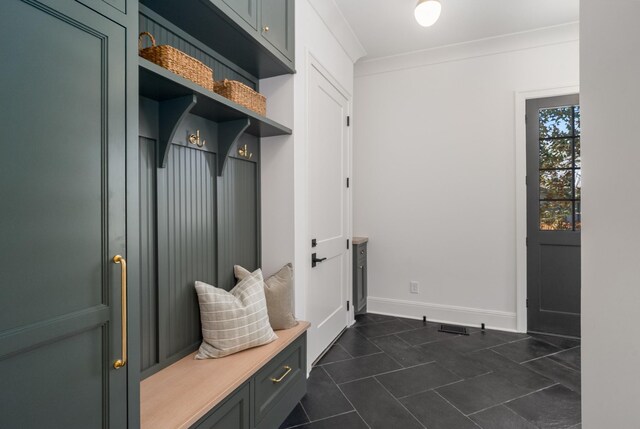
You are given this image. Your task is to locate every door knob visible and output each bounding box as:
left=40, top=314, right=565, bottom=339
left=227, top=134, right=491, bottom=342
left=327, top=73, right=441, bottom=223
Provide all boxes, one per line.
left=311, top=253, right=327, bottom=268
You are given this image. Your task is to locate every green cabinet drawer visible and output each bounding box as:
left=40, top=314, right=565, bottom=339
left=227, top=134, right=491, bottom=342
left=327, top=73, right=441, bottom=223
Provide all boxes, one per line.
left=254, top=334, right=307, bottom=428
left=192, top=384, right=251, bottom=429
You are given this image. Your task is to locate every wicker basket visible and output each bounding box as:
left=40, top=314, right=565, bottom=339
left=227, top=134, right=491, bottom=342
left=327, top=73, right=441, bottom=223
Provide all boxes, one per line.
left=213, top=79, right=266, bottom=116
left=139, top=32, right=214, bottom=92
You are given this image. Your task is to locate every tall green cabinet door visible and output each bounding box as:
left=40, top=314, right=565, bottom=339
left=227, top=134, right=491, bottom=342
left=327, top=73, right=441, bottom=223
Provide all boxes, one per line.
left=0, top=1, right=129, bottom=428
left=260, top=0, right=294, bottom=60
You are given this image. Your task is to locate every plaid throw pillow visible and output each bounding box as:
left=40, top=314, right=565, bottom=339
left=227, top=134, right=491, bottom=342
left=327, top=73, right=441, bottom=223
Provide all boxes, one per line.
left=195, top=269, right=277, bottom=359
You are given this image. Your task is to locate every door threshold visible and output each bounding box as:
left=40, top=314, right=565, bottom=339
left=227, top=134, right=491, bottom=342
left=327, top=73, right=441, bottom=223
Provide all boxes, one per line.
left=528, top=330, right=581, bottom=340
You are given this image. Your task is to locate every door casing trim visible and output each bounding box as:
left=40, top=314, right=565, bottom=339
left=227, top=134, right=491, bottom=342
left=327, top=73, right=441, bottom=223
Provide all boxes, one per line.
left=514, top=84, right=579, bottom=333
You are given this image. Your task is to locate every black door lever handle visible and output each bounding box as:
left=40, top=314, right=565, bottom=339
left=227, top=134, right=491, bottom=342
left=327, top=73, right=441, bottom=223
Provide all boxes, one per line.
left=311, top=253, right=327, bottom=268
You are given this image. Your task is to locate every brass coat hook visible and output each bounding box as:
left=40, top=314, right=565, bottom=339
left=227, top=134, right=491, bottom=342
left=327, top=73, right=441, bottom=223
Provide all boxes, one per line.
left=188, top=129, right=206, bottom=147
left=238, top=144, right=253, bottom=159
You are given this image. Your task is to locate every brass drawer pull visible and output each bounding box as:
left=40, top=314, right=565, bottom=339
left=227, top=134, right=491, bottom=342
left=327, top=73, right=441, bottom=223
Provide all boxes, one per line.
left=113, top=255, right=128, bottom=369
left=270, top=366, right=292, bottom=383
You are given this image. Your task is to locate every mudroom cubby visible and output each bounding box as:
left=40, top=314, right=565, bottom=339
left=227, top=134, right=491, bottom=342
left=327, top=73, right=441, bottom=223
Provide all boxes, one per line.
left=138, top=3, right=293, bottom=375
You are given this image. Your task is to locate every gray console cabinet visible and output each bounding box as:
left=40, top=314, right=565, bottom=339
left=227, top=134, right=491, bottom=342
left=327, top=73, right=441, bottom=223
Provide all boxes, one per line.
left=353, top=241, right=368, bottom=315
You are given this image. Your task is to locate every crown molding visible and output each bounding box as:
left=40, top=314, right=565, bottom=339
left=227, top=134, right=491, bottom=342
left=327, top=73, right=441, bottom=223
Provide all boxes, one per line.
left=356, top=22, right=579, bottom=77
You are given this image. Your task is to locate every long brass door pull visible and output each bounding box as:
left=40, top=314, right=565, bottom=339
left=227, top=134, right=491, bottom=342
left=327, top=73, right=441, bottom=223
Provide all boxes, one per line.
left=113, top=255, right=127, bottom=369
left=270, top=366, right=292, bottom=383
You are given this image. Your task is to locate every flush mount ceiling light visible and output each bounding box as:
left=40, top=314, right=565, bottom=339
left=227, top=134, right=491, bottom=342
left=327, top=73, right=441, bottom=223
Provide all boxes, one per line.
left=414, top=0, right=442, bottom=27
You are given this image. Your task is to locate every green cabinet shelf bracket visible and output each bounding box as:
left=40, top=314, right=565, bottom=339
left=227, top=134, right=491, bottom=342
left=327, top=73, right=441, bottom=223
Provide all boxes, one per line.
left=218, top=118, right=251, bottom=176
left=158, top=94, right=197, bottom=168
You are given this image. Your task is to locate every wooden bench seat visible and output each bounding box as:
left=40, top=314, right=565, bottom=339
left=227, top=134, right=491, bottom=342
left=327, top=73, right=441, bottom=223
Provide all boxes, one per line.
left=141, top=321, right=310, bottom=429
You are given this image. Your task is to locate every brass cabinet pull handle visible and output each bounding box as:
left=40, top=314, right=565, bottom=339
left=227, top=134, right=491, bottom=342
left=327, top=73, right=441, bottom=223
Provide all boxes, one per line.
left=270, top=366, right=292, bottom=383
left=263, top=26, right=270, bottom=32
left=113, top=255, right=127, bottom=369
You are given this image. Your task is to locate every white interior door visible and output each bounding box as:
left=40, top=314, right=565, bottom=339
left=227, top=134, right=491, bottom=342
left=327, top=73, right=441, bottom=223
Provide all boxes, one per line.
left=306, top=61, right=350, bottom=364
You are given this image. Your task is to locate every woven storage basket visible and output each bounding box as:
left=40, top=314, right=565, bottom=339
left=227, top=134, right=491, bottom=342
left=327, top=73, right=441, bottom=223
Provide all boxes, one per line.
left=213, top=79, right=266, bottom=116
left=139, top=32, right=214, bottom=92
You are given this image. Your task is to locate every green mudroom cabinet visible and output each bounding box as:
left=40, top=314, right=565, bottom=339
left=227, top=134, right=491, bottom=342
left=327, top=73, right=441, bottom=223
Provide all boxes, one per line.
left=0, top=0, right=297, bottom=428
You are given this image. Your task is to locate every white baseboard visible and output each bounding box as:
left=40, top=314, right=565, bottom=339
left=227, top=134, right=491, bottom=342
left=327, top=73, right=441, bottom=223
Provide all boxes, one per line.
left=367, top=297, right=520, bottom=332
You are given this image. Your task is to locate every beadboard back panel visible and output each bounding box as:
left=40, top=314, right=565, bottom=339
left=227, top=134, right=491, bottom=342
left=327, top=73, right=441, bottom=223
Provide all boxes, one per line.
left=217, top=156, right=260, bottom=291
left=139, top=137, right=159, bottom=374
left=157, top=145, right=218, bottom=361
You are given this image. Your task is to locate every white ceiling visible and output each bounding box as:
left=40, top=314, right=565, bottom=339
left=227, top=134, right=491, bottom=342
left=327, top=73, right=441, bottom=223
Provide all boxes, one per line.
left=333, top=0, right=579, bottom=60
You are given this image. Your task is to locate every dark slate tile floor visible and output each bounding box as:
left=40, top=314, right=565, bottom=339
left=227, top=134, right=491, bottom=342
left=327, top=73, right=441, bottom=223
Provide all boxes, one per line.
left=281, top=314, right=582, bottom=429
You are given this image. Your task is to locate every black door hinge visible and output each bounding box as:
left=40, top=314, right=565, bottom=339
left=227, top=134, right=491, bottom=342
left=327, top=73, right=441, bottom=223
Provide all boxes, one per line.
left=347, top=116, right=350, bottom=127
left=526, top=237, right=529, bottom=246
left=526, top=298, right=529, bottom=308
left=346, top=178, right=350, bottom=188
left=347, top=239, right=350, bottom=250
left=525, top=175, right=528, bottom=186
left=347, top=301, right=350, bottom=311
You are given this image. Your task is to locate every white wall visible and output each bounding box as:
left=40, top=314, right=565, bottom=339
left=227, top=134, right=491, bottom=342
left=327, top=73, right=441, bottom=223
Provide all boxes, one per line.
left=353, top=25, right=579, bottom=330
left=581, top=0, right=640, bottom=426
left=261, top=0, right=356, bottom=326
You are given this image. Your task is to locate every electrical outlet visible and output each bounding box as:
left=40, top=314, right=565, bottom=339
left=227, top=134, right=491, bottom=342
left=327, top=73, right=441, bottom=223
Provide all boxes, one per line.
left=410, top=281, right=419, bottom=294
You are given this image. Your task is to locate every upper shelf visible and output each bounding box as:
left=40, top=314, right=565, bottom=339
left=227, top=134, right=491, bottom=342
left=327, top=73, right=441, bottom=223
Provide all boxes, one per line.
left=139, top=0, right=295, bottom=79
left=139, top=58, right=292, bottom=138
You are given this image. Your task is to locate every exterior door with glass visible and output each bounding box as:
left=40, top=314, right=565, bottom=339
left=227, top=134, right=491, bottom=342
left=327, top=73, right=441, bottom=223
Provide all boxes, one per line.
left=526, top=95, right=581, bottom=337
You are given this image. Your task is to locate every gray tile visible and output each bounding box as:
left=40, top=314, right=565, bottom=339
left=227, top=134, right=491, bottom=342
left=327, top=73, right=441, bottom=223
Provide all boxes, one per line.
left=485, top=329, right=530, bottom=343
left=549, top=346, right=581, bottom=371
left=369, top=334, right=435, bottom=367
left=395, top=317, right=440, bottom=329
left=280, top=403, right=309, bottom=428
left=530, top=333, right=580, bottom=350
left=401, top=390, right=478, bottom=429
left=397, top=326, right=459, bottom=346
left=353, top=313, right=398, bottom=326
left=492, top=338, right=561, bottom=363
left=323, top=351, right=401, bottom=384
left=443, top=331, right=513, bottom=354
left=416, top=342, right=491, bottom=379
left=336, top=328, right=381, bottom=357
left=355, top=320, right=415, bottom=338
left=317, top=344, right=352, bottom=365
left=340, top=377, right=423, bottom=429
left=436, top=372, right=533, bottom=415
left=507, top=384, right=581, bottom=428
left=375, top=362, right=461, bottom=398
left=523, top=357, right=581, bottom=393
left=470, top=349, right=555, bottom=391
left=301, top=367, right=353, bottom=420
left=470, top=405, right=537, bottom=429
left=294, top=411, right=369, bottom=429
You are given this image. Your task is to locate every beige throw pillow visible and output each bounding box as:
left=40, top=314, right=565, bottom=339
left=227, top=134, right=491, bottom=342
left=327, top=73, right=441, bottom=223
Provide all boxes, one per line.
left=194, top=270, right=277, bottom=359
left=234, top=263, right=298, bottom=330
